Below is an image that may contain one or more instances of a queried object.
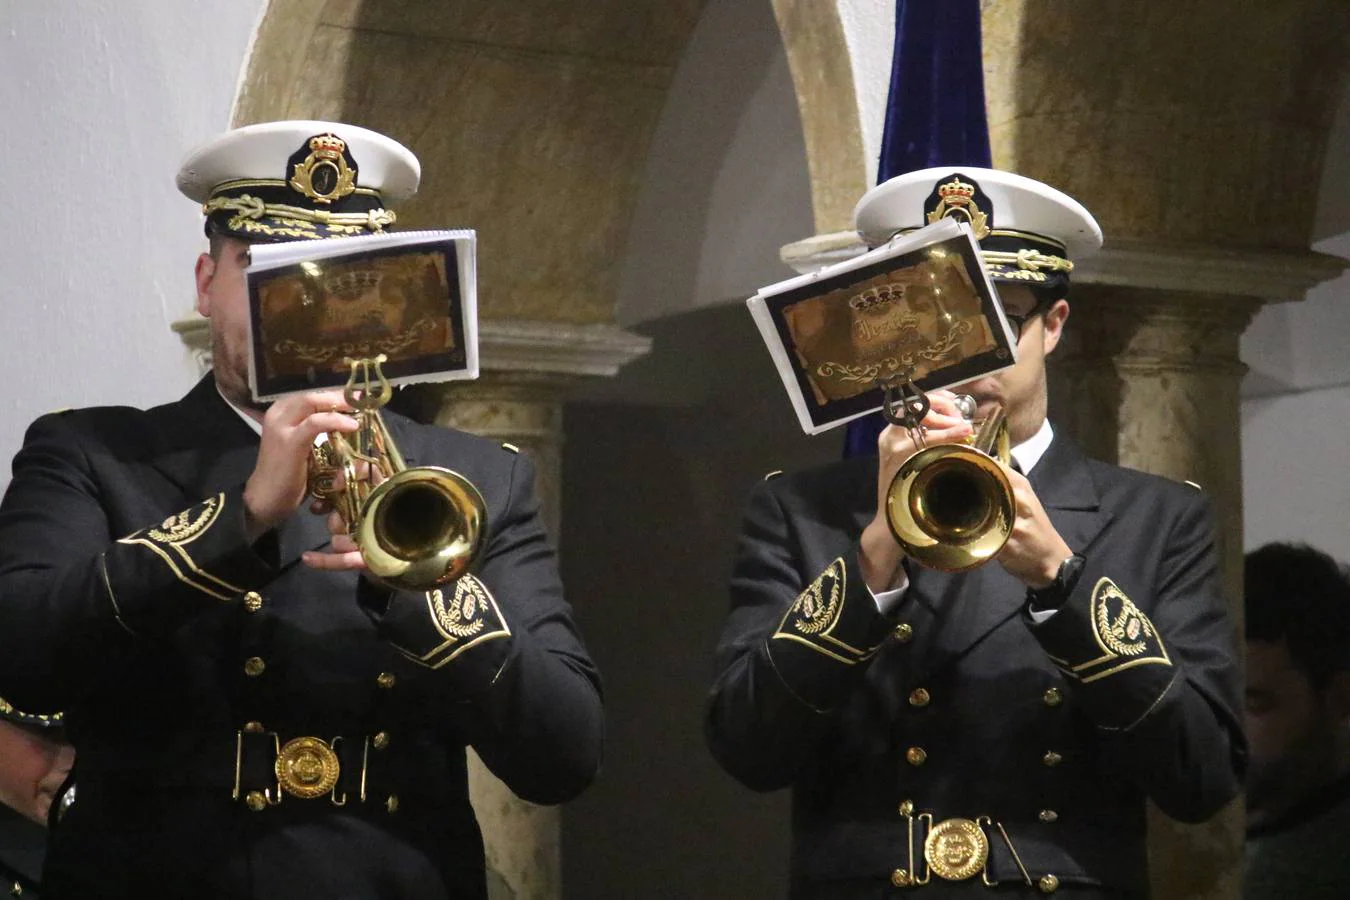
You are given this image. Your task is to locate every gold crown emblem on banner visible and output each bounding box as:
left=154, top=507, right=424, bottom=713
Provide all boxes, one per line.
left=848, top=282, right=910, bottom=313
left=323, top=269, right=383, bottom=300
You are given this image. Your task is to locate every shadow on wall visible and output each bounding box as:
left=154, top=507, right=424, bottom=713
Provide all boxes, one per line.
left=559, top=304, right=840, bottom=898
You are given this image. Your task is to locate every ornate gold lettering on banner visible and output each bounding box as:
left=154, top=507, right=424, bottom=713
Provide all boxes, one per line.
left=1060, top=578, right=1172, bottom=683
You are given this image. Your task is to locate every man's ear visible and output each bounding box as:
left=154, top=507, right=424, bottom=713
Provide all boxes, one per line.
left=194, top=253, right=216, bottom=318
left=1042, top=298, right=1070, bottom=356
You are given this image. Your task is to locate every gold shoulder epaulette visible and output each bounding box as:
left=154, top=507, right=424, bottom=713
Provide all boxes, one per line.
left=501, top=442, right=520, bottom=454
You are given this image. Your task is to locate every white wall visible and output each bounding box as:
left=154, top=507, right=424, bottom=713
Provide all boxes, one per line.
left=1239, top=78, right=1350, bottom=560
left=615, top=0, right=814, bottom=330
left=837, top=0, right=896, bottom=185
left=0, top=0, right=264, bottom=481
left=1241, top=385, right=1350, bottom=562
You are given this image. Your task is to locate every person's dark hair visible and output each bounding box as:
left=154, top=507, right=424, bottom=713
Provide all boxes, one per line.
left=208, top=232, right=229, bottom=261
left=1245, top=542, right=1350, bottom=688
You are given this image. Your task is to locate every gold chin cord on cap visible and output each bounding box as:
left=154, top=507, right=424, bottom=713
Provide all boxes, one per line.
left=308, top=355, right=487, bottom=591
left=882, top=381, right=1014, bottom=573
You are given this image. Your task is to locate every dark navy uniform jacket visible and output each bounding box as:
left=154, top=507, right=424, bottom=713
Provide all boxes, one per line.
left=706, top=432, right=1244, bottom=898
left=0, top=375, right=603, bottom=899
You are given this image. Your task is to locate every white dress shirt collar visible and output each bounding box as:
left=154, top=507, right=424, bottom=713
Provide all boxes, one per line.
left=1010, top=418, right=1053, bottom=475
left=216, top=383, right=263, bottom=437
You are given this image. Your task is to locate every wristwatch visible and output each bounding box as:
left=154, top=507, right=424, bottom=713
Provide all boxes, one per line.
left=1027, top=553, right=1086, bottom=611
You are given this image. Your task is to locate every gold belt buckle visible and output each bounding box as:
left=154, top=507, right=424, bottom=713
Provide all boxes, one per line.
left=923, top=817, right=990, bottom=882
left=275, top=736, right=341, bottom=799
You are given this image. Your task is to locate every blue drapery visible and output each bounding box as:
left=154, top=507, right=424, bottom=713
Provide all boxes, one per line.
left=842, top=0, right=992, bottom=458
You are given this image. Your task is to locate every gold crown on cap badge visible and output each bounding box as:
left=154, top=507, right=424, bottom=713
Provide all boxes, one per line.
left=926, top=175, right=989, bottom=239
left=290, top=132, right=358, bottom=205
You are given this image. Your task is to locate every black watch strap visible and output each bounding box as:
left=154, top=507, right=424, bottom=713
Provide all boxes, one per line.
left=1027, top=553, right=1086, bottom=611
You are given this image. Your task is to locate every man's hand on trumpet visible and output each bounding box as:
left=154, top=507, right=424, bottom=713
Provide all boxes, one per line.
left=996, top=466, right=1073, bottom=590
left=243, top=389, right=358, bottom=543
left=303, top=455, right=382, bottom=573
left=858, top=390, right=972, bottom=593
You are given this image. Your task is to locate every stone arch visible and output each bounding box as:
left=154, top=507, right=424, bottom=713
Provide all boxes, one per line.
left=768, top=0, right=870, bottom=234
left=234, top=1, right=708, bottom=329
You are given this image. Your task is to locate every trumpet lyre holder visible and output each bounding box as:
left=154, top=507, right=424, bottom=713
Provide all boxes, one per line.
left=884, top=396, right=1014, bottom=572
left=309, top=355, right=487, bottom=591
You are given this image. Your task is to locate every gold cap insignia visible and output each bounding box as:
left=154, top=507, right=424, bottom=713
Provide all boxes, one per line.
left=289, top=132, right=358, bottom=204
left=926, top=176, right=990, bottom=240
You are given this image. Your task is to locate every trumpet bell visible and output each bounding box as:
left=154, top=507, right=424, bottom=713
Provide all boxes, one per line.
left=886, top=444, right=1014, bottom=572
left=358, top=465, right=487, bottom=591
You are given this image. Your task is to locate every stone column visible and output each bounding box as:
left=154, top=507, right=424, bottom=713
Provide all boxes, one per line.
left=1048, top=248, right=1343, bottom=900
left=1052, top=289, right=1259, bottom=900
left=403, top=322, right=648, bottom=900
left=173, top=315, right=649, bottom=900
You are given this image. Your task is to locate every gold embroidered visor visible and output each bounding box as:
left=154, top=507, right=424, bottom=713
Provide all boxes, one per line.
left=199, top=132, right=398, bottom=242
left=854, top=168, right=1103, bottom=301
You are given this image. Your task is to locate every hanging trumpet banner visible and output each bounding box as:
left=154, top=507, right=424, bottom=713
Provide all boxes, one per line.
left=747, top=218, right=1017, bottom=435
left=244, top=229, right=478, bottom=402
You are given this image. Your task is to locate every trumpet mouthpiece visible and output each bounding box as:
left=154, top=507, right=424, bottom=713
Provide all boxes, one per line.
left=953, top=394, right=978, bottom=421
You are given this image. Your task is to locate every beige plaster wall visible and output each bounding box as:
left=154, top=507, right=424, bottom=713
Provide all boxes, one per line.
left=234, top=0, right=707, bottom=325
left=982, top=1, right=1350, bottom=249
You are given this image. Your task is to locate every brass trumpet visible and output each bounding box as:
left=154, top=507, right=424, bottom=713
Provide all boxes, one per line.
left=884, top=393, right=1015, bottom=572
left=309, top=356, right=487, bottom=591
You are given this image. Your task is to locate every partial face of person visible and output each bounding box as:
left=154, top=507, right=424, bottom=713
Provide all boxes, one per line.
left=1245, top=638, right=1349, bottom=827
left=194, top=237, right=256, bottom=409
left=953, top=284, right=1068, bottom=445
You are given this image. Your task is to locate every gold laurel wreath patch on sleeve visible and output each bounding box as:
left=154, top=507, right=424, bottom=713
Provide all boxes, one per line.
left=429, top=579, right=490, bottom=641
left=771, top=558, right=879, bottom=663
left=403, top=575, right=513, bottom=670
left=1072, top=577, right=1171, bottom=683
left=116, top=493, right=244, bottom=601
left=145, top=496, right=222, bottom=545
left=787, top=560, right=843, bottom=637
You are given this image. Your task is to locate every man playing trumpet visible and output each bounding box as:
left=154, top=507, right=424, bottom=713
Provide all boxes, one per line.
left=0, top=121, right=602, bottom=899
left=706, top=168, right=1244, bottom=898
